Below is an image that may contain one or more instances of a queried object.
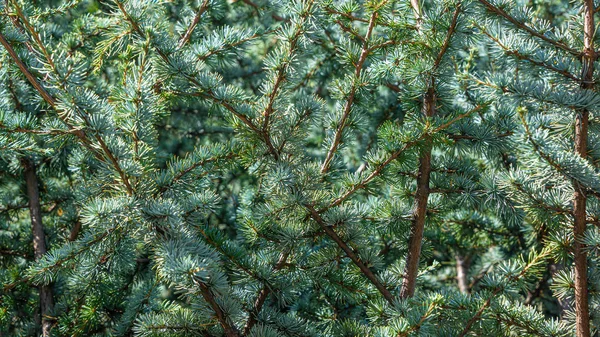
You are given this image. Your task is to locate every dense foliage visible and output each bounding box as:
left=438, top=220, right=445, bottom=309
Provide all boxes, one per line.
left=1, top=0, right=599, bottom=336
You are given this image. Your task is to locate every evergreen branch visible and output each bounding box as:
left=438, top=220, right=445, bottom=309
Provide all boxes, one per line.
left=0, top=126, right=82, bottom=136
left=478, top=26, right=581, bottom=82
left=321, top=9, right=380, bottom=174
left=323, top=7, right=370, bottom=24
left=4, top=2, right=134, bottom=195
left=196, top=282, right=240, bottom=337
left=0, top=249, right=32, bottom=258
left=10, top=0, right=57, bottom=71
left=491, top=313, right=548, bottom=337
left=197, top=228, right=265, bottom=284
left=475, top=0, right=580, bottom=57
left=457, top=287, right=503, bottom=337
left=321, top=104, right=486, bottom=212
left=457, top=249, right=551, bottom=337
left=261, top=0, right=315, bottom=134
left=178, top=0, right=210, bottom=49
left=197, top=30, right=273, bottom=62
left=30, top=0, right=86, bottom=20
left=3, top=227, right=116, bottom=291
left=304, top=204, right=395, bottom=305
left=397, top=300, right=438, bottom=337
left=112, top=0, right=280, bottom=159
left=291, top=52, right=333, bottom=91
left=243, top=251, right=289, bottom=335
left=334, top=19, right=366, bottom=43
left=507, top=173, right=571, bottom=217
left=158, top=151, right=236, bottom=194
left=0, top=31, right=133, bottom=195
left=433, top=4, right=461, bottom=71
left=401, top=2, right=462, bottom=300
left=0, top=32, right=58, bottom=110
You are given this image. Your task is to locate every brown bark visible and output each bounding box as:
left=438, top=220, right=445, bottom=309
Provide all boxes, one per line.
left=455, top=254, right=471, bottom=294
left=197, top=282, right=240, bottom=337
left=306, top=205, right=394, bottom=304
left=22, top=158, right=54, bottom=337
left=400, top=87, right=435, bottom=299
left=68, top=221, right=82, bottom=242
left=572, top=2, right=594, bottom=336
left=243, top=252, right=288, bottom=335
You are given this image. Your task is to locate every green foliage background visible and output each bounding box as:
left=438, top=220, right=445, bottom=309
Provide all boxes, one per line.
left=0, top=0, right=599, bottom=336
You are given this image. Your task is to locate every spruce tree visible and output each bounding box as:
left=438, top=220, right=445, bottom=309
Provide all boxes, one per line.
left=0, top=0, right=597, bottom=336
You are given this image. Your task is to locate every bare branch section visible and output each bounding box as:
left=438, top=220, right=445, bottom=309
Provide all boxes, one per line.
left=22, top=158, right=54, bottom=337
left=456, top=254, right=471, bottom=294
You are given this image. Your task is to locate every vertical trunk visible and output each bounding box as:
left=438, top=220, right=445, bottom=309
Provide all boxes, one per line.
left=400, top=87, right=435, bottom=299
left=23, top=158, right=54, bottom=337
left=572, top=2, right=594, bottom=336
left=455, top=254, right=471, bottom=294
left=573, top=2, right=594, bottom=337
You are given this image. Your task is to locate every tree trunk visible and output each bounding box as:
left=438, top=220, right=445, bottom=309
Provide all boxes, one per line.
left=572, top=2, right=594, bottom=337
left=400, top=87, right=435, bottom=299
left=455, top=254, right=471, bottom=294
left=23, top=158, right=54, bottom=337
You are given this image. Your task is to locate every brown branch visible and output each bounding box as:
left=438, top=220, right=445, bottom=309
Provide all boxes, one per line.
left=68, top=221, right=82, bottom=242
left=0, top=11, right=134, bottom=195
left=3, top=228, right=113, bottom=291
left=478, top=26, right=581, bottom=82
left=22, top=158, right=54, bottom=337
left=178, top=0, right=210, bottom=49
left=433, top=4, right=461, bottom=70
left=114, top=1, right=280, bottom=160
left=243, top=251, right=289, bottom=335
left=320, top=104, right=486, bottom=213
left=455, top=254, right=471, bottom=294
left=458, top=250, right=549, bottom=337
left=305, top=204, right=395, bottom=305
left=196, top=282, right=240, bottom=337
left=158, top=152, right=236, bottom=194
left=324, top=7, right=370, bottom=23
left=10, top=0, right=56, bottom=70
left=397, top=300, right=438, bottom=337
left=321, top=10, right=379, bottom=174
left=457, top=287, right=502, bottom=337
left=476, top=0, right=579, bottom=57
left=261, top=0, right=315, bottom=135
